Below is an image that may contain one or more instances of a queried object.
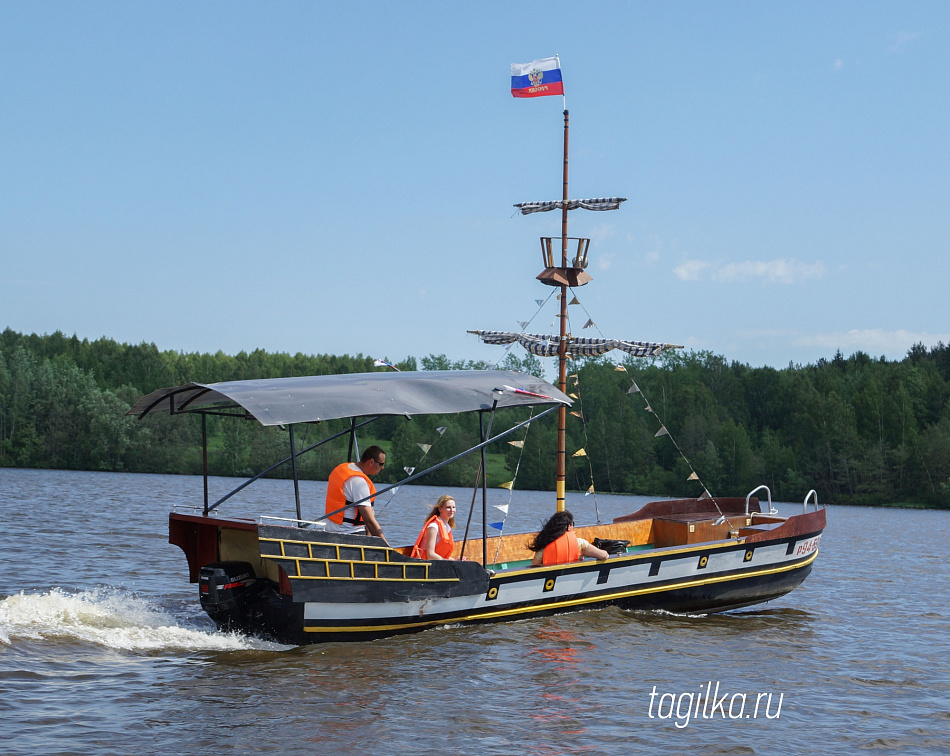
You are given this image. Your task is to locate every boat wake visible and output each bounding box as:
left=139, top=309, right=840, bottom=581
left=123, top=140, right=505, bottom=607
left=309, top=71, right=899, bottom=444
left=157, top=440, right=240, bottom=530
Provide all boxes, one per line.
left=0, top=587, right=290, bottom=652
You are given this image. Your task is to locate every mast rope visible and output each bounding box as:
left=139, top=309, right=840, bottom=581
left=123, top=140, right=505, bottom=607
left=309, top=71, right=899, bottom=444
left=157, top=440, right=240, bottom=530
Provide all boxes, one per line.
left=490, top=407, right=535, bottom=566
left=566, top=288, right=734, bottom=533
left=488, top=289, right=557, bottom=369
left=374, top=425, right=448, bottom=516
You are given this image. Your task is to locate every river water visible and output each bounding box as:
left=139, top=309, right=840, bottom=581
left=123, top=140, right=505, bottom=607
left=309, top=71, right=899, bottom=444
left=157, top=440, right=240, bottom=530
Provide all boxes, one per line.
left=1, top=467, right=948, bottom=755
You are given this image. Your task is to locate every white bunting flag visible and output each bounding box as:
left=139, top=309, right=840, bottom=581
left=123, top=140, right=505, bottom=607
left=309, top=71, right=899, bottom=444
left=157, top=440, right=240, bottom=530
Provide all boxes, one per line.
left=655, top=427, right=669, bottom=438
left=508, top=440, right=524, bottom=448
left=417, top=443, right=431, bottom=453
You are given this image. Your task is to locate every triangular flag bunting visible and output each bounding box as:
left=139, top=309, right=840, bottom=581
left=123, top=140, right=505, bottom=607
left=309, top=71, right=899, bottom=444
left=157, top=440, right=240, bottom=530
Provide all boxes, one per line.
left=518, top=321, right=528, bottom=329
left=699, top=489, right=711, bottom=500
left=498, top=481, right=514, bottom=490
left=417, top=443, right=431, bottom=453
left=687, top=472, right=699, bottom=481
left=495, top=504, right=509, bottom=514
left=535, top=299, right=544, bottom=306
left=404, top=466, right=415, bottom=475
left=654, top=427, right=669, bottom=438
left=572, top=448, right=587, bottom=457
left=585, top=484, right=595, bottom=495
left=389, top=486, right=400, bottom=495
left=645, top=405, right=654, bottom=413
left=568, top=373, right=578, bottom=379
left=583, top=318, right=595, bottom=328
left=614, top=365, right=626, bottom=372
left=507, top=440, right=524, bottom=448
left=570, top=411, right=583, bottom=419
left=628, top=381, right=640, bottom=394
left=489, top=522, right=505, bottom=531
left=569, top=392, right=578, bottom=399
left=436, top=427, right=447, bottom=436
left=568, top=296, right=579, bottom=305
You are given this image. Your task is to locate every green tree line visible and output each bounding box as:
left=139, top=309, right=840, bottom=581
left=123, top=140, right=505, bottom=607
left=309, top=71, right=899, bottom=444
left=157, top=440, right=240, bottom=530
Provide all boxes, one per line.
left=2, top=327, right=949, bottom=507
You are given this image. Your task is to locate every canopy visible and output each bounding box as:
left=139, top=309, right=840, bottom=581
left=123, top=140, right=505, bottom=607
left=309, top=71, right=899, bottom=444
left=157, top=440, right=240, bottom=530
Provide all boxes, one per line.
left=127, top=370, right=571, bottom=427
left=513, top=197, right=627, bottom=215
left=469, top=331, right=682, bottom=358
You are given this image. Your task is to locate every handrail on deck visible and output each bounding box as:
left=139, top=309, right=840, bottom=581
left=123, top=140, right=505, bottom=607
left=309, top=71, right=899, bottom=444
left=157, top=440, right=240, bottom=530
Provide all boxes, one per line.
left=803, top=489, right=821, bottom=514
left=745, top=484, right=777, bottom=515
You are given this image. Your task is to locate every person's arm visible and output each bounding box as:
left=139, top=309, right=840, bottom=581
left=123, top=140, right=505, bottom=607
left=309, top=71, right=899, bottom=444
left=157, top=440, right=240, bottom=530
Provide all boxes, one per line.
left=423, top=523, right=449, bottom=560
left=579, top=538, right=609, bottom=560
left=358, top=505, right=388, bottom=545
left=530, top=550, right=543, bottom=566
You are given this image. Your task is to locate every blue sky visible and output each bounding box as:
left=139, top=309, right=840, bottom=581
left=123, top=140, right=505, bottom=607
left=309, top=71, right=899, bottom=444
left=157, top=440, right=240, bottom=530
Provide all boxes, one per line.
left=3, top=1, right=948, bottom=371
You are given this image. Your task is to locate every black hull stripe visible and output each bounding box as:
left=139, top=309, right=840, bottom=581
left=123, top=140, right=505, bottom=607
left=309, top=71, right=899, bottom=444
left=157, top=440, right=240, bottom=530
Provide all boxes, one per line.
left=301, top=550, right=819, bottom=634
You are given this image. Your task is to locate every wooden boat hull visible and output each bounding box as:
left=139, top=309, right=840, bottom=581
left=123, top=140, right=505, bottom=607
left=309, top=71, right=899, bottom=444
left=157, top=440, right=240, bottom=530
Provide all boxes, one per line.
left=173, top=501, right=825, bottom=645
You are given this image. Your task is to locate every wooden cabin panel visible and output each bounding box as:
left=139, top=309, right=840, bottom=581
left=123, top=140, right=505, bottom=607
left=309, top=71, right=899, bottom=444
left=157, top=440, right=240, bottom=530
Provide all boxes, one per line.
left=653, top=516, right=748, bottom=547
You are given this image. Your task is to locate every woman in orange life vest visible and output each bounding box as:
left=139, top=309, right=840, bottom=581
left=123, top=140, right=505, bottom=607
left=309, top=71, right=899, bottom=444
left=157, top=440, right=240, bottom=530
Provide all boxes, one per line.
left=410, top=494, right=458, bottom=560
left=527, top=510, right=609, bottom=567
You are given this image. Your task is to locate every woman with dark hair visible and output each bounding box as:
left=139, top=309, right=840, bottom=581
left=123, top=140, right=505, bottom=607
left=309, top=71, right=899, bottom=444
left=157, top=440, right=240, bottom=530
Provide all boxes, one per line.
left=527, top=510, right=609, bottom=566
left=409, top=494, right=458, bottom=560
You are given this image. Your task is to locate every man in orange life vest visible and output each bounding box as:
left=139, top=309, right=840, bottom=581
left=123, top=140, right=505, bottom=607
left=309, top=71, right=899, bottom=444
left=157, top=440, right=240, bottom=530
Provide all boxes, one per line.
left=325, top=445, right=388, bottom=545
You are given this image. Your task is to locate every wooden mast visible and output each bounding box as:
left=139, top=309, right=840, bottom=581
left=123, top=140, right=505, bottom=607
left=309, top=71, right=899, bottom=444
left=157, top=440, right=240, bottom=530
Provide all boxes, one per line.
left=556, top=109, right=569, bottom=512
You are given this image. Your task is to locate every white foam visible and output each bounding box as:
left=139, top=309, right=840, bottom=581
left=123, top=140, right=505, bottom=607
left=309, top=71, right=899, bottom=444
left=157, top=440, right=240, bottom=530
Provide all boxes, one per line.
left=0, top=587, right=291, bottom=652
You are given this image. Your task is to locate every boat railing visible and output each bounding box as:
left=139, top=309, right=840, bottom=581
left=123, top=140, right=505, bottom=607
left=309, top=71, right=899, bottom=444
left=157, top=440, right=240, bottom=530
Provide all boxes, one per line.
left=170, top=505, right=259, bottom=524
left=803, top=489, right=821, bottom=514
left=258, top=515, right=328, bottom=530
left=745, top=485, right=777, bottom=515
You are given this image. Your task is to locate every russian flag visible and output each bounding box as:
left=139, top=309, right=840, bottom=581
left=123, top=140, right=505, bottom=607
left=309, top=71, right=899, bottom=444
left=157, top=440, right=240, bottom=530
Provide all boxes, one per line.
left=511, top=57, right=564, bottom=98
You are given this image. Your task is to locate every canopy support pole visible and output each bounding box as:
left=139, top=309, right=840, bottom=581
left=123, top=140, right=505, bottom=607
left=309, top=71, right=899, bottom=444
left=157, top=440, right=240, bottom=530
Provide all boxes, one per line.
left=480, top=411, right=488, bottom=567
left=202, top=414, right=209, bottom=516
left=207, top=416, right=381, bottom=513
left=289, top=425, right=302, bottom=522
left=347, top=418, right=357, bottom=462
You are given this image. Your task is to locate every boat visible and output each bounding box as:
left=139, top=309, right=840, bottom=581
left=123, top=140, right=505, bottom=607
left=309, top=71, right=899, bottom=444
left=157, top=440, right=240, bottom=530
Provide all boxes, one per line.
left=126, top=96, right=825, bottom=646
left=127, top=369, right=825, bottom=644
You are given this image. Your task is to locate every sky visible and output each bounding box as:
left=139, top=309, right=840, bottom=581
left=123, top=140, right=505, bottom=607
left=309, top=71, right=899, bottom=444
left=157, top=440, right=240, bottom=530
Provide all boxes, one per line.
left=2, top=1, right=949, bottom=372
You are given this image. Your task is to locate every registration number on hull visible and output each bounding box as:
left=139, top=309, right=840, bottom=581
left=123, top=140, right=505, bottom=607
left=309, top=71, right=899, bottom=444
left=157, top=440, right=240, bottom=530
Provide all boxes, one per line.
left=795, top=535, right=821, bottom=556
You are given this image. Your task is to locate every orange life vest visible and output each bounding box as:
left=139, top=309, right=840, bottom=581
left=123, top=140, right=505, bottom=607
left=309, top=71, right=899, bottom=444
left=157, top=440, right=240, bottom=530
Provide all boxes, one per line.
left=542, top=530, right=581, bottom=566
left=409, top=515, right=454, bottom=560
left=325, top=463, right=376, bottom=525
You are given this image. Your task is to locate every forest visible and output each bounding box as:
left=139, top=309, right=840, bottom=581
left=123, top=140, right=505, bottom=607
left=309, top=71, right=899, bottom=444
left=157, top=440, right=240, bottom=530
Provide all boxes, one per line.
left=2, top=326, right=949, bottom=508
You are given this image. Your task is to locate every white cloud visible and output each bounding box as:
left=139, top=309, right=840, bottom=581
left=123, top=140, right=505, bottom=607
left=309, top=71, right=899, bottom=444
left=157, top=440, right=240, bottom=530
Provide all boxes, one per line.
left=888, top=31, right=922, bottom=53
left=673, top=258, right=825, bottom=284
left=796, top=329, right=950, bottom=355
left=673, top=260, right=710, bottom=281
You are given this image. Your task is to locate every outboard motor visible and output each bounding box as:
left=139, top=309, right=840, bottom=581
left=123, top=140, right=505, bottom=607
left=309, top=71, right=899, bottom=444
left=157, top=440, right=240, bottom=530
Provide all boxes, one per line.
left=199, top=562, right=261, bottom=623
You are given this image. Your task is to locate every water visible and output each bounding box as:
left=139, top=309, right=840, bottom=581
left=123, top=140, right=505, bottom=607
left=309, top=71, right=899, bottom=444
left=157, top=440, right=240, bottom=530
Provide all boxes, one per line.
left=1, top=468, right=948, bottom=755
